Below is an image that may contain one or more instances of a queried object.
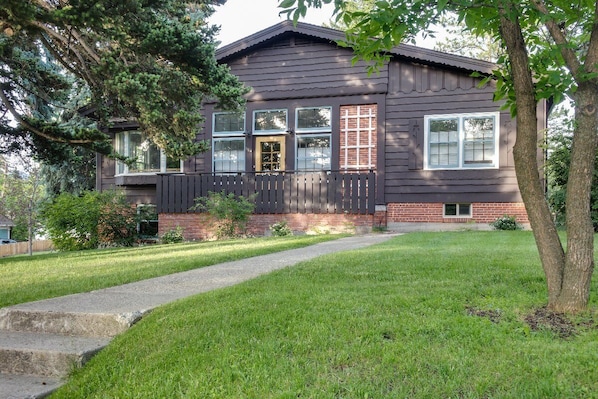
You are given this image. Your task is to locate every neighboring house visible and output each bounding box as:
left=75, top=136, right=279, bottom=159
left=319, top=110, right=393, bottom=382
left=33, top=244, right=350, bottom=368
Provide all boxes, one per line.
left=96, top=21, right=544, bottom=239
left=0, top=215, right=14, bottom=240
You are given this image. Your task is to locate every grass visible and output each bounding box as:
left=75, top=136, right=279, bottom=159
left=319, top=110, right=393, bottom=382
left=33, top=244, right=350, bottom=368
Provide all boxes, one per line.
left=0, top=235, right=342, bottom=308
left=50, top=231, right=598, bottom=399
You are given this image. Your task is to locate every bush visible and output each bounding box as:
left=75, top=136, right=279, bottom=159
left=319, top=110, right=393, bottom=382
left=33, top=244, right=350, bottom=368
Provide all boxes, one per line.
left=490, top=215, right=523, bottom=231
left=192, top=191, right=256, bottom=239
left=161, top=226, right=185, bottom=244
left=41, top=190, right=138, bottom=251
left=270, top=220, right=293, bottom=237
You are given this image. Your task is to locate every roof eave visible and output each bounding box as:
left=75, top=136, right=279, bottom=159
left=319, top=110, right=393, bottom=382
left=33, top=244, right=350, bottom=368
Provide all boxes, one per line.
left=216, top=21, right=496, bottom=76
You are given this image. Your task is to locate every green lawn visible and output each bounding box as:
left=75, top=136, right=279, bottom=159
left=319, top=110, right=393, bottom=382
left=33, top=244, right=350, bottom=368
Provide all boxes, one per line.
left=0, top=235, right=341, bottom=308
left=50, top=231, right=598, bottom=399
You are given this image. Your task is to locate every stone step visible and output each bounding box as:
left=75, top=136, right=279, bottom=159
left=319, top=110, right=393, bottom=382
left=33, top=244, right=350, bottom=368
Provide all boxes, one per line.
left=0, top=330, right=110, bottom=377
left=0, top=308, right=143, bottom=338
left=0, top=373, right=62, bottom=399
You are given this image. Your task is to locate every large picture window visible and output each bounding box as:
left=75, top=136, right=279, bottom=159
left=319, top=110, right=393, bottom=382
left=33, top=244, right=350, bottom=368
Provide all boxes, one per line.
left=115, top=131, right=180, bottom=175
left=425, top=112, right=499, bottom=169
left=295, top=106, right=332, bottom=171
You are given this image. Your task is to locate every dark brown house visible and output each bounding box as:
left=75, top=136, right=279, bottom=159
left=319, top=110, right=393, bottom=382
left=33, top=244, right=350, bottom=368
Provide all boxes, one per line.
left=97, top=21, right=542, bottom=239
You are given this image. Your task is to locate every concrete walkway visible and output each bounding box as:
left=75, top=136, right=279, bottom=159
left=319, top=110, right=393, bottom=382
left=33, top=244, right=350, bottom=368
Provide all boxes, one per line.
left=0, top=233, right=397, bottom=399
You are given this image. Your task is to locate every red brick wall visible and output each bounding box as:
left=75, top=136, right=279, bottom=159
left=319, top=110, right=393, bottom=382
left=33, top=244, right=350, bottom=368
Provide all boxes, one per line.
left=159, top=213, right=374, bottom=241
left=387, top=202, right=529, bottom=224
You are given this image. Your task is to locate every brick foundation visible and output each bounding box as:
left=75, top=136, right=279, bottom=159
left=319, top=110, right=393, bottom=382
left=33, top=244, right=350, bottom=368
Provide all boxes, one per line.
left=159, top=213, right=375, bottom=241
left=387, top=202, right=529, bottom=224
left=158, top=202, right=529, bottom=240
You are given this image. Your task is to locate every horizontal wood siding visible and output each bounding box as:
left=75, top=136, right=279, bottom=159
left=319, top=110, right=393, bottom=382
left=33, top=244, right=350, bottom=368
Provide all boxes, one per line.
left=157, top=172, right=375, bottom=215
left=227, top=40, right=387, bottom=99
left=385, top=62, right=521, bottom=203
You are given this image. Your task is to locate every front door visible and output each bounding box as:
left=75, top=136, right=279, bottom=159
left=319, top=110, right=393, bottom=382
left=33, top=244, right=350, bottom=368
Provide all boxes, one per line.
left=255, top=136, right=286, bottom=172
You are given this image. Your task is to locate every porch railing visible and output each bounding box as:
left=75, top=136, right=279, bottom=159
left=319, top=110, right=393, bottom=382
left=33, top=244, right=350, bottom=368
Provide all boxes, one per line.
left=157, top=171, right=376, bottom=215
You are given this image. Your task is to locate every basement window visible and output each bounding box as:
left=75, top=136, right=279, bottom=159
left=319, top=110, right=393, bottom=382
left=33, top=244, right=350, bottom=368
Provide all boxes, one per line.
left=444, top=203, right=472, bottom=218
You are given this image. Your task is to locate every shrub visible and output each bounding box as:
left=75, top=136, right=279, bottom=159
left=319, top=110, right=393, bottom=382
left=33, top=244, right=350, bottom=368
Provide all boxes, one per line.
left=161, top=226, right=185, bottom=244
left=270, top=220, right=293, bottom=237
left=192, top=191, right=256, bottom=239
left=41, top=190, right=138, bottom=251
left=490, top=215, right=523, bottom=231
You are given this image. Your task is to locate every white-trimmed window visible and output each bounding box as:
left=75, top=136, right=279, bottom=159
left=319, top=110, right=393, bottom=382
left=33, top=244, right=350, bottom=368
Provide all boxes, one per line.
left=253, top=109, right=288, bottom=134
left=213, top=112, right=245, bottom=135
left=295, top=106, right=332, bottom=171
left=212, top=112, right=246, bottom=173
left=296, top=135, right=331, bottom=171
left=213, top=138, right=245, bottom=173
left=444, top=203, right=472, bottom=218
left=425, top=112, right=499, bottom=169
left=115, top=131, right=180, bottom=175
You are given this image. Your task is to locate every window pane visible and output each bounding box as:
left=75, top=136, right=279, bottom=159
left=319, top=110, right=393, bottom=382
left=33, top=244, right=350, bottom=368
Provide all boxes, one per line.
left=463, top=117, right=495, bottom=165
left=115, top=132, right=126, bottom=174
left=129, top=132, right=161, bottom=173
left=254, top=110, right=287, bottom=132
left=166, top=156, right=180, bottom=172
left=214, top=139, right=245, bottom=173
left=138, top=205, right=158, bottom=237
left=296, top=135, right=331, bottom=171
left=458, top=204, right=471, bottom=216
left=297, top=107, right=331, bottom=130
left=444, top=204, right=457, bottom=216
left=214, top=112, right=245, bottom=133
left=428, top=118, right=459, bottom=167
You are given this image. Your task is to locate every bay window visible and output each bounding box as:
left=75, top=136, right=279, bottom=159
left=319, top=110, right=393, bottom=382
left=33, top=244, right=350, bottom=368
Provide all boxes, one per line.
left=115, top=131, right=180, bottom=175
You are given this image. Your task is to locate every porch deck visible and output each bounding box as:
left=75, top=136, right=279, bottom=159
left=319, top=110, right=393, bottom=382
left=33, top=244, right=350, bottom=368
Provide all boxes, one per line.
left=157, top=171, right=376, bottom=215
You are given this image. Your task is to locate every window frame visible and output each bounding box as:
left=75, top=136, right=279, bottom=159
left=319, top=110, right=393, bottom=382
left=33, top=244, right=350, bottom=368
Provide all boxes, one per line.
left=424, top=112, right=500, bottom=170
left=294, top=106, right=332, bottom=171
left=212, top=111, right=246, bottom=136
left=295, top=106, right=332, bottom=133
left=212, top=136, right=246, bottom=174
left=253, top=109, right=288, bottom=135
left=443, top=203, right=472, bottom=218
left=212, top=111, right=247, bottom=174
left=115, top=131, right=182, bottom=175
left=137, top=204, right=159, bottom=238
left=295, top=134, right=332, bottom=171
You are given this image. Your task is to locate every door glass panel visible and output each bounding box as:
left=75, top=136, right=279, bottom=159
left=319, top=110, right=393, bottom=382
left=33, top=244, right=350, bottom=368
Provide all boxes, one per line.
left=256, top=137, right=285, bottom=172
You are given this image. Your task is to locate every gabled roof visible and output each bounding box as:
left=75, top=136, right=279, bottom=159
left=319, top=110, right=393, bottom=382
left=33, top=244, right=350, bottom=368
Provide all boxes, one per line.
left=0, top=215, right=14, bottom=227
left=216, top=20, right=496, bottom=75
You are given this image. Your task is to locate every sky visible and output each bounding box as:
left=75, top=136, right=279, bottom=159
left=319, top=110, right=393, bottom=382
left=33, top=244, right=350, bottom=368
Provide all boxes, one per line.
left=209, top=0, right=336, bottom=47
left=208, top=0, right=438, bottom=49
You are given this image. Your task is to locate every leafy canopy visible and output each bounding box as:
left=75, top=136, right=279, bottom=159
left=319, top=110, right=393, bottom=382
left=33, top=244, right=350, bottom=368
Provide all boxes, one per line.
left=0, top=0, right=248, bottom=162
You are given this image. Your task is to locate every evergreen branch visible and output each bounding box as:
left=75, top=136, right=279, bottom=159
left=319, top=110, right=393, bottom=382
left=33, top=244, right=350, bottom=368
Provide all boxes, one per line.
left=0, top=87, right=96, bottom=145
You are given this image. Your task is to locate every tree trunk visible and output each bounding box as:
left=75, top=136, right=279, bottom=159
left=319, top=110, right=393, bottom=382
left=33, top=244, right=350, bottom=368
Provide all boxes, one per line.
left=499, top=8, right=567, bottom=306
left=555, top=83, right=598, bottom=312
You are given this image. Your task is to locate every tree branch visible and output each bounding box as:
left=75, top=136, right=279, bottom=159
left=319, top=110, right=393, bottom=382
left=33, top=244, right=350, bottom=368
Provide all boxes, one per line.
left=529, top=0, right=583, bottom=80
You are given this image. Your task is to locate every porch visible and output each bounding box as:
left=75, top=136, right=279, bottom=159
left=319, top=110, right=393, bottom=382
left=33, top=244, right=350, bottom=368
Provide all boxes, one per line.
left=156, top=170, right=377, bottom=215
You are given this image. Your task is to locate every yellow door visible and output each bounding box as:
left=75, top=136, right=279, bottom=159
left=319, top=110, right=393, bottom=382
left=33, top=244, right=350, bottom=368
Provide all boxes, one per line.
left=255, top=136, right=286, bottom=172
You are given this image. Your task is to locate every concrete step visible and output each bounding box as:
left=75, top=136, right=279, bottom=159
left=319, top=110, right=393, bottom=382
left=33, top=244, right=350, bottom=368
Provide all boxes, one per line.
left=0, top=330, right=110, bottom=377
left=0, top=308, right=143, bottom=338
left=0, top=373, right=62, bottom=399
